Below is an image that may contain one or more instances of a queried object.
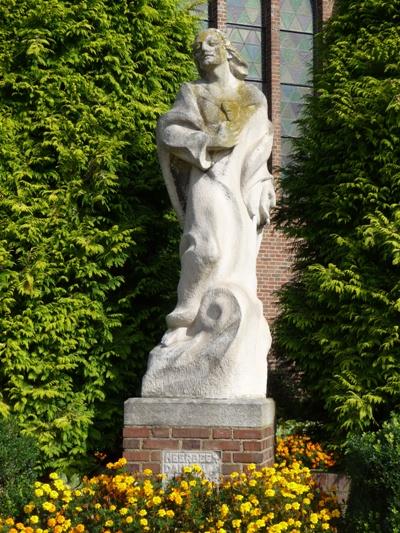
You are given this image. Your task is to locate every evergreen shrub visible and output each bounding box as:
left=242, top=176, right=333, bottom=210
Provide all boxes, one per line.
left=0, top=0, right=198, bottom=469
left=344, top=413, right=400, bottom=532
left=0, top=417, right=40, bottom=518
left=275, top=0, right=400, bottom=436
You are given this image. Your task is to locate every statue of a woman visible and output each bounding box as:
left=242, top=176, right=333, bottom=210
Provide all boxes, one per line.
left=142, top=29, right=275, bottom=399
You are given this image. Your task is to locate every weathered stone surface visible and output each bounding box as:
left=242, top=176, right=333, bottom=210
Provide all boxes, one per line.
left=162, top=450, right=221, bottom=482
left=124, top=397, right=275, bottom=428
left=142, top=29, right=275, bottom=399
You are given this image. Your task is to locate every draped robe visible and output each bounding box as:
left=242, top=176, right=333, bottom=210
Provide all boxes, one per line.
left=157, top=80, right=274, bottom=331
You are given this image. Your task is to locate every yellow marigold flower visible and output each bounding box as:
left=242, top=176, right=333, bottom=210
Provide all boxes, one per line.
left=322, top=524, right=330, bottom=530
left=49, top=472, right=59, bottom=480
left=230, top=471, right=239, bottom=479
left=166, top=510, right=175, bottom=518
left=105, top=520, right=114, bottom=527
left=139, top=509, right=147, bottom=517
left=180, top=480, right=189, bottom=490
left=189, top=479, right=197, bottom=486
left=24, top=503, right=35, bottom=514
left=217, top=529, right=226, bottom=533
left=158, top=509, right=167, bottom=517
left=126, top=516, right=133, bottom=524
left=216, top=520, right=224, bottom=527
left=303, top=497, right=311, bottom=505
left=30, top=516, right=39, bottom=524
left=285, top=503, right=292, bottom=511
left=248, top=463, right=256, bottom=471
left=310, top=513, right=318, bottom=524
left=109, top=504, right=117, bottom=511
left=16, top=523, right=25, bottom=530
left=265, top=489, right=275, bottom=497
left=140, top=518, right=148, bottom=526
left=8, top=529, right=17, bottom=533
left=34, top=488, right=44, bottom=497
left=249, top=479, right=257, bottom=487
left=143, top=468, right=153, bottom=476
left=220, top=503, right=229, bottom=518
left=119, top=507, right=129, bottom=515
left=74, top=489, right=82, bottom=497
left=240, top=501, right=252, bottom=514
left=292, top=502, right=300, bottom=510
left=42, top=501, right=56, bottom=513
left=48, top=518, right=56, bottom=527
left=76, top=525, right=85, bottom=533
left=152, top=496, right=162, bottom=505
left=332, top=509, right=341, bottom=518
left=193, top=464, right=202, bottom=473
left=235, top=494, right=244, bottom=501
left=232, top=519, right=241, bottom=528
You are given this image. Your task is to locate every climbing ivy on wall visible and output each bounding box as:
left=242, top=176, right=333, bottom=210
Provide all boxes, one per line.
left=0, top=0, right=198, bottom=469
left=275, top=0, right=400, bottom=437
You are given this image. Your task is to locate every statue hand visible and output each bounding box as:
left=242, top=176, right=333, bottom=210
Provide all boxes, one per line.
left=208, top=121, right=240, bottom=150
left=259, top=179, right=276, bottom=226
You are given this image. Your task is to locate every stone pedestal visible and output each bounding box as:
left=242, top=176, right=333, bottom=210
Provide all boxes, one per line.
left=123, top=397, right=275, bottom=477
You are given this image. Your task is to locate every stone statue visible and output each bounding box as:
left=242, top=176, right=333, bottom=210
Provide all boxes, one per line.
left=142, top=28, right=276, bottom=399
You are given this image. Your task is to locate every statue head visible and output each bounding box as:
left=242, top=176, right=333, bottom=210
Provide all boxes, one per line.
left=193, top=28, right=248, bottom=80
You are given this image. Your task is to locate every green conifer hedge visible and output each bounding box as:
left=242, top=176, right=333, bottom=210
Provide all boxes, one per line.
left=275, top=0, right=400, bottom=436
left=0, top=0, right=198, bottom=469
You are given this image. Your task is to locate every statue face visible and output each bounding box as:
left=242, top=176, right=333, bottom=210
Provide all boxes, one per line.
left=194, top=30, right=228, bottom=70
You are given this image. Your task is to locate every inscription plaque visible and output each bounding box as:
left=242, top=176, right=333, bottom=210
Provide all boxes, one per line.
left=162, top=450, right=221, bottom=482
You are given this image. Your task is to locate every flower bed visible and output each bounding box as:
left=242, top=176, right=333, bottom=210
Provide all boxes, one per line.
left=276, top=435, right=336, bottom=471
left=0, top=459, right=341, bottom=533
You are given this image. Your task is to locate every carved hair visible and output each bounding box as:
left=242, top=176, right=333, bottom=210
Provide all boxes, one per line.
left=193, top=28, right=248, bottom=81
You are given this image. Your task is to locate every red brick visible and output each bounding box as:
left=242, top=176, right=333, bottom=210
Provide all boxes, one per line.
left=124, top=450, right=150, bottom=462
left=145, top=462, right=161, bottom=474
left=222, top=464, right=241, bottom=475
left=222, top=452, right=232, bottom=463
left=243, top=440, right=263, bottom=452
left=213, top=428, right=232, bottom=439
left=123, top=427, right=150, bottom=438
left=172, top=428, right=211, bottom=439
left=181, top=439, right=201, bottom=450
left=233, top=429, right=263, bottom=440
left=151, top=451, right=161, bottom=461
left=152, top=427, right=170, bottom=438
left=123, top=438, right=141, bottom=450
left=233, top=452, right=263, bottom=464
left=142, top=439, right=179, bottom=450
left=202, top=440, right=241, bottom=451
left=126, top=463, right=141, bottom=473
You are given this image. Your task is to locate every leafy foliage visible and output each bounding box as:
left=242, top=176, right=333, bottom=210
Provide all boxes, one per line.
left=344, top=412, right=400, bottom=532
left=0, top=0, right=199, bottom=468
left=0, top=417, right=40, bottom=517
left=275, top=0, right=400, bottom=435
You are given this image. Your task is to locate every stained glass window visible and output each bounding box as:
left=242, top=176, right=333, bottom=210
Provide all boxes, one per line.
left=226, top=0, right=264, bottom=89
left=280, top=0, right=314, bottom=167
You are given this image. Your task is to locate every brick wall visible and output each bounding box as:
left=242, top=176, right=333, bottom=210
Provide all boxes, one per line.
left=123, top=424, right=275, bottom=476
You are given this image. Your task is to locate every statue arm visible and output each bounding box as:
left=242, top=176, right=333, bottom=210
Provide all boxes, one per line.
left=157, top=83, right=214, bottom=171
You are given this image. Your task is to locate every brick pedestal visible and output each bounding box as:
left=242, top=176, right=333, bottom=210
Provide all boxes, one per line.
left=123, top=398, right=275, bottom=477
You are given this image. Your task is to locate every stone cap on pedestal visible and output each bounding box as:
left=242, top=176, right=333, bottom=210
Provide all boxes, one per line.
left=124, top=397, right=275, bottom=428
